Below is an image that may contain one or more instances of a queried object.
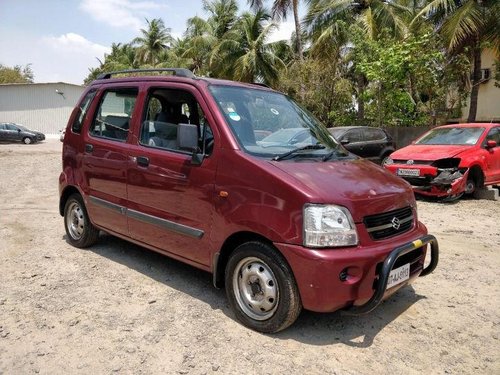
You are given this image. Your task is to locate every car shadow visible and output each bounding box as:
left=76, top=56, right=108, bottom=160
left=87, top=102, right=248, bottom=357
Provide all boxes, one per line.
left=70, top=233, right=425, bottom=346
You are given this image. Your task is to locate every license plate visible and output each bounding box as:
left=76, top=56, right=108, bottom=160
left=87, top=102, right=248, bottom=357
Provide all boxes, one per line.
left=397, top=168, right=420, bottom=177
left=386, top=263, right=410, bottom=289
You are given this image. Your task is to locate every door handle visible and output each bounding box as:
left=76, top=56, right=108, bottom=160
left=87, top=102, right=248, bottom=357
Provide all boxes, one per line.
left=85, top=144, right=93, bottom=153
left=136, top=156, right=150, bottom=167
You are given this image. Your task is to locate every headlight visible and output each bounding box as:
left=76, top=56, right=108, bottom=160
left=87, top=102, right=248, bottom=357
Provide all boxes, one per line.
left=383, top=157, right=393, bottom=166
left=303, top=204, right=358, bottom=247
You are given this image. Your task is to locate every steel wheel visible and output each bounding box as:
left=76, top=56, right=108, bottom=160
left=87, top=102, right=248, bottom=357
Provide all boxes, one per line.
left=66, top=201, right=85, bottom=240
left=225, top=242, right=302, bottom=333
left=465, top=179, right=476, bottom=195
left=233, top=257, right=279, bottom=321
left=63, top=194, right=99, bottom=248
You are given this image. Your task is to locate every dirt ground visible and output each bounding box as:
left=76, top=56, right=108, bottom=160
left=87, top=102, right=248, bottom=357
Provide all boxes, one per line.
left=0, top=140, right=499, bottom=375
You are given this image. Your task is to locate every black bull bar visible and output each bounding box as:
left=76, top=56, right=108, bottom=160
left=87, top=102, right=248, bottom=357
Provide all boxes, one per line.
left=344, top=234, right=439, bottom=315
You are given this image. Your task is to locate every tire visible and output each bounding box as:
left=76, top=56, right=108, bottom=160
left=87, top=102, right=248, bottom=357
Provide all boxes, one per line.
left=63, top=194, right=99, bottom=248
left=23, top=137, right=33, bottom=145
left=225, top=241, right=302, bottom=333
left=464, top=178, right=476, bottom=195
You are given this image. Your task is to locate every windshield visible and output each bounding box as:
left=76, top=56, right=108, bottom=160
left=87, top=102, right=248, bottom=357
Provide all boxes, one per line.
left=209, top=85, right=344, bottom=159
left=416, top=127, right=485, bottom=145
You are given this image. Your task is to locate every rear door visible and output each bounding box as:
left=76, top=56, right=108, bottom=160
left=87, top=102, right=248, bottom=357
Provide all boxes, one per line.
left=5, top=124, right=20, bottom=142
left=362, top=128, right=387, bottom=161
left=81, top=85, right=139, bottom=236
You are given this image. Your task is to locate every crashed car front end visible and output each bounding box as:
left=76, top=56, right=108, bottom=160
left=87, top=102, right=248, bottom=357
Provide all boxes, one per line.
left=385, top=157, right=469, bottom=197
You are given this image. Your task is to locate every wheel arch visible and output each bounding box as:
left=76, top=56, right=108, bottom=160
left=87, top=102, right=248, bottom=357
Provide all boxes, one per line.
left=59, top=185, right=81, bottom=216
left=212, top=231, right=276, bottom=289
left=467, top=164, right=484, bottom=188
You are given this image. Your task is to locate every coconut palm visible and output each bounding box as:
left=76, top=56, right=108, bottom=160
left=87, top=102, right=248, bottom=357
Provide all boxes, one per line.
left=414, top=0, right=500, bottom=122
left=305, top=0, right=410, bottom=41
left=248, top=0, right=305, bottom=59
left=212, top=9, right=286, bottom=84
left=182, top=0, right=239, bottom=74
left=133, top=18, right=173, bottom=66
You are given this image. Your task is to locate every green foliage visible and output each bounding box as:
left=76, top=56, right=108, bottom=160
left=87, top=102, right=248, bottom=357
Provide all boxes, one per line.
left=278, top=59, right=356, bottom=126
left=352, top=28, right=469, bottom=126
left=0, top=63, right=34, bottom=84
left=82, top=0, right=488, bottom=128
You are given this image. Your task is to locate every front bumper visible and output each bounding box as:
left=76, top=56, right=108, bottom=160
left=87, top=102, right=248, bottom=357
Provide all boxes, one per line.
left=386, top=164, right=468, bottom=197
left=275, top=223, right=438, bottom=313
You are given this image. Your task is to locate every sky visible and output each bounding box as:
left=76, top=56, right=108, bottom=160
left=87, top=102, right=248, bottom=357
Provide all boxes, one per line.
left=0, top=0, right=298, bottom=85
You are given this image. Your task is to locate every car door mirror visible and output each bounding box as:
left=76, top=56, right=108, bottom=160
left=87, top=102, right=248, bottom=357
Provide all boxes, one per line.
left=178, top=123, right=204, bottom=165
left=341, top=138, right=349, bottom=145
left=486, top=140, right=497, bottom=149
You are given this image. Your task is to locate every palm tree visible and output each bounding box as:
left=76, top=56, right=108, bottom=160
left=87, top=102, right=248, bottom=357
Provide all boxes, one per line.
left=212, top=9, right=286, bottom=85
left=305, top=0, right=410, bottom=41
left=133, top=18, right=173, bottom=66
left=248, top=0, right=305, bottom=60
left=182, top=0, right=239, bottom=75
left=414, top=0, right=500, bottom=122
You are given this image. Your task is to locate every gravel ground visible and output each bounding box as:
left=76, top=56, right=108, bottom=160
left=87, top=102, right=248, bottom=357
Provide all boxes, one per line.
left=0, top=140, right=499, bottom=374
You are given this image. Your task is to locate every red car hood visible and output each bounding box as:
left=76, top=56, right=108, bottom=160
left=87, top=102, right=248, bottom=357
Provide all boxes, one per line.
left=391, top=144, right=470, bottom=161
left=270, top=159, right=415, bottom=223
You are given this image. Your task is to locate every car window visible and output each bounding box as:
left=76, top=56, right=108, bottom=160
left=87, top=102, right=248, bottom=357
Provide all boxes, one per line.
left=139, top=88, right=214, bottom=154
left=90, top=88, right=138, bottom=141
left=485, top=127, right=500, bottom=145
left=6, top=124, right=19, bottom=131
left=345, top=129, right=362, bottom=143
left=416, top=127, right=485, bottom=145
left=209, top=85, right=341, bottom=159
left=363, top=128, right=386, bottom=141
left=0, top=124, right=5, bottom=130
left=72, top=89, right=96, bottom=134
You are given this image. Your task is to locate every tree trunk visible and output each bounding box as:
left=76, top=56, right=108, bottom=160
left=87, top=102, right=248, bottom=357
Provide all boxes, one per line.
left=357, top=74, right=366, bottom=125
left=467, top=45, right=482, bottom=123
left=293, top=0, right=303, bottom=60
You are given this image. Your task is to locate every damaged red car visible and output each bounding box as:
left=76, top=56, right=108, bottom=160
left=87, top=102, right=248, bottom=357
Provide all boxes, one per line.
left=384, top=123, right=500, bottom=200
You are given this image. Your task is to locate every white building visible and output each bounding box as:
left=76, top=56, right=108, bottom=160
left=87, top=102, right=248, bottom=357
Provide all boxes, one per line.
left=460, top=49, right=500, bottom=123
left=0, top=82, right=84, bottom=135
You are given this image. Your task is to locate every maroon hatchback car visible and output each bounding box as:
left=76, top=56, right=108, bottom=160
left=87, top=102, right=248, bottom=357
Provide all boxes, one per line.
left=59, top=69, right=438, bottom=333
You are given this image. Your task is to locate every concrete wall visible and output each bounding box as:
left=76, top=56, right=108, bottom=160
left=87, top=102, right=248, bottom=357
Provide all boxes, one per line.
left=384, top=126, right=433, bottom=149
left=0, top=83, right=84, bottom=135
left=461, top=49, right=500, bottom=122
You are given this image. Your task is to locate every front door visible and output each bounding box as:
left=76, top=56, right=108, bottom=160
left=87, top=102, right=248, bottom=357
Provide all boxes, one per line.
left=483, top=126, right=500, bottom=183
left=126, top=84, right=218, bottom=267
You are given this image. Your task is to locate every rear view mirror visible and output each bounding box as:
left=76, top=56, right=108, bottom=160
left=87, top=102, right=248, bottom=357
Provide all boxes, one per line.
left=486, top=140, right=497, bottom=149
left=177, top=123, right=203, bottom=165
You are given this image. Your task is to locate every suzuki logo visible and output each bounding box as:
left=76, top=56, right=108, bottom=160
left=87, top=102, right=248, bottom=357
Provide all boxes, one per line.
left=407, top=160, right=414, bottom=165
left=391, top=217, right=401, bottom=230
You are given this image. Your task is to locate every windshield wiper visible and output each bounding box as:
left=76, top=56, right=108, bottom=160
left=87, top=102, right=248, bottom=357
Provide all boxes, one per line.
left=273, top=144, right=325, bottom=161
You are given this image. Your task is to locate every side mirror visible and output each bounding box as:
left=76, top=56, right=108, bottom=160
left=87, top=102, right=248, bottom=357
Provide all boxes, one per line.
left=486, top=140, right=497, bottom=149
left=17, top=129, right=21, bottom=132
left=177, top=123, right=203, bottom=165
left=341, top=138, right=350, bottom=145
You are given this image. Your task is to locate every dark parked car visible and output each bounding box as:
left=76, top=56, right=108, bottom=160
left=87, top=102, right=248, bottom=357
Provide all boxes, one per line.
left=0, top=122, right=45, bottom=144
left=328, top=126, right=395, bottom=164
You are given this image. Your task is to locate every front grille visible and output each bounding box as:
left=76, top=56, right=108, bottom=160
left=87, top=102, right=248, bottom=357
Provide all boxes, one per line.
left=392, top=160, right=433, bottom=165
left=364, top=206, right=414, bottom=240
left=404, top=176, right=432, bottom=187
left=374, top=247, right=425, bottom=289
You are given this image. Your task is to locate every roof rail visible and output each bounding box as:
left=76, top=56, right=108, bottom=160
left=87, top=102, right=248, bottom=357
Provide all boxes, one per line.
left=96, top=68, right=195, bottom=80
left=251, top=82, right=270, bottom=88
